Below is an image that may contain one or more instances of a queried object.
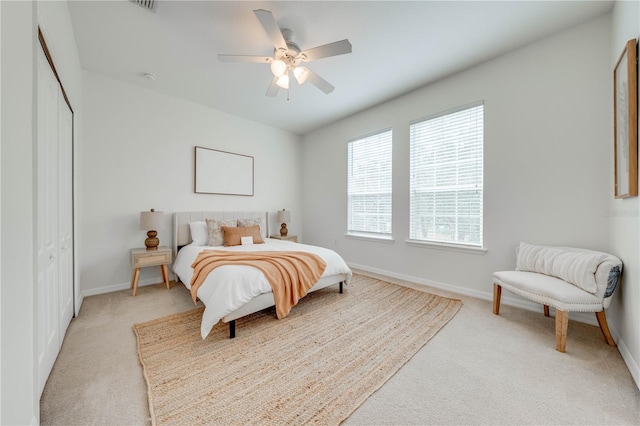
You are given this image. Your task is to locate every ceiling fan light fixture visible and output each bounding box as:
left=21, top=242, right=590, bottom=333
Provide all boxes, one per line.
left=270, top=59, right=287, bottom=77
left=276, top=74, right=290, bottom=89
left=294, top=67, right=309, bottom=85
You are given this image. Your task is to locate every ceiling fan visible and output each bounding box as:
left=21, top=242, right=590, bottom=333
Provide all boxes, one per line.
left=218, top=9, right=352, bottom=97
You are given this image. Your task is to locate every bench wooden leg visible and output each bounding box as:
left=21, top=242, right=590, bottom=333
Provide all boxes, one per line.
left=493, top=283, right=502, bottom=315
left=595, top=311, right=616, bottom=347
left=544, top=305, right=550, bottom=317
left=555, top=310, right=569, bottom=352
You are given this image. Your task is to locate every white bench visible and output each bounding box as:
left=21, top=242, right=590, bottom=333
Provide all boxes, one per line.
left=493, top=242, right=623, bottom=352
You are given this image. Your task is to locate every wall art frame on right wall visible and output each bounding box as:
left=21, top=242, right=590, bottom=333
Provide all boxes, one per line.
left=614, top=38, right=638, bottom=199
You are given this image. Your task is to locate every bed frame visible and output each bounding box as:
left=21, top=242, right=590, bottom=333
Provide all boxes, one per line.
left=173, top=211, right=348, bottom=338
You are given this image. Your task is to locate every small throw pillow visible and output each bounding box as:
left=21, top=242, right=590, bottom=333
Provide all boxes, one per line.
left=237, top=217, right=265, bottom=239
left=189, top=221, right=208, bottom=246
left=222, top=225, right=265, bottom=247
left=205, top=218, right=237, bottom=246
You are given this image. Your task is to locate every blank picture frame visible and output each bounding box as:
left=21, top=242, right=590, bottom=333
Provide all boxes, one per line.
left=194, top=146, right=254, bottom=196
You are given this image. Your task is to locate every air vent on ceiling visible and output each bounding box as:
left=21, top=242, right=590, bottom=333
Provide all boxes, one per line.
left=130, top=0, right=157, bottom=12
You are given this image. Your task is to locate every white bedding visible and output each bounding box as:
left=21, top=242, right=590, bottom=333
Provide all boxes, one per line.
left=173, top=239, right=352, bottom=338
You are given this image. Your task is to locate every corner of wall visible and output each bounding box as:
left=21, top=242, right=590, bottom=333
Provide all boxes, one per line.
left=609, top=0, right=640, bottom=391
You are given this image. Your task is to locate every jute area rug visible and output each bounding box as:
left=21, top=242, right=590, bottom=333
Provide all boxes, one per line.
left=133, top=273, right=462, bottom=425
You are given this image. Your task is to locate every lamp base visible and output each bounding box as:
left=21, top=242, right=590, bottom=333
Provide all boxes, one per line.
left=280, top=223, right=288, bottom=236
left=145, top=230, right=159, bottom=250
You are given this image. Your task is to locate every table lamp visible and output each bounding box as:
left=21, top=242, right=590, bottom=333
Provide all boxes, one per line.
left=277, top=209, right=291, bottom=236
left=140, top=208, right=164, bottom=250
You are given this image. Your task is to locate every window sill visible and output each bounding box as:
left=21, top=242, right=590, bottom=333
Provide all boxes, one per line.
left=405, top=239, right=487, bottom=254
left=345, top=233, right=395, bottom=244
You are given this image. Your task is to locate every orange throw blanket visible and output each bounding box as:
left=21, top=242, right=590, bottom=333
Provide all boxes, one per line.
left=190, top=250, right=327, bottom=319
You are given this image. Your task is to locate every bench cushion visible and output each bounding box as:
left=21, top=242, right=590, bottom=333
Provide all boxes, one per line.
left=493, top=271, right=603, bottom=312
left=515, top=242, right=605, bottom=294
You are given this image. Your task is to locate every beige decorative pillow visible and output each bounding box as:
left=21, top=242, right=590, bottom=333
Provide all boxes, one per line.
left=205, top=218, right=237, bottom=246
left=222, top=225, right=265, bottom=247
left=237, top=217, right=265, bottom=239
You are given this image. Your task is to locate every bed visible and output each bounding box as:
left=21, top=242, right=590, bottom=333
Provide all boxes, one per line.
left=172, top=211, right=352, bottom=339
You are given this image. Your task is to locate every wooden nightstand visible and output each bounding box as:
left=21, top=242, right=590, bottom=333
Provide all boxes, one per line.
left=130, top=246, right=172, bottom=296
left=270, top=235, right=298, bottom=243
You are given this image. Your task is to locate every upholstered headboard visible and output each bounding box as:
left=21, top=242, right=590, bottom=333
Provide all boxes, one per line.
left=173, top=211, right=269, bottom=255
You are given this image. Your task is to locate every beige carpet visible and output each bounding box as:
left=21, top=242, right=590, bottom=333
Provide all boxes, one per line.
left=132, top=274, right=462, bottom=425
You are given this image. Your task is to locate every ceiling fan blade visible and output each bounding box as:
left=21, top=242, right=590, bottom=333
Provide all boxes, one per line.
left=254, top=9, right=288, bottom=52
left=266, top=76, right=279, bottom=97
left=217, top=55, right=271, bottom=63
left=305, top=68, right=335, bottom=94
left=301, top=39, right=352, bottom=62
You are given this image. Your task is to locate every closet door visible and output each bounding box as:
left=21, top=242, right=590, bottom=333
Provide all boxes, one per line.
left=36, top=45, right=60, bottom=395
left=36, top=41, right=74, bottom=396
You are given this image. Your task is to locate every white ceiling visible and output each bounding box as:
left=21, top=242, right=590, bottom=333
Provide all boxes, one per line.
left=66, top=0, right=613, bottom=135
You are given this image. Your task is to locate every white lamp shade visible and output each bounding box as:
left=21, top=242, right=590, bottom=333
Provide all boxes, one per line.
left=294, top=67, right=309, bottom=84
left=270, top=59, right=287, bottom=77
left=140, top=210, right=165, bottom=231
left=276, top=74, right=289, bottom=89
left=277, top=209, right=291, bottom=223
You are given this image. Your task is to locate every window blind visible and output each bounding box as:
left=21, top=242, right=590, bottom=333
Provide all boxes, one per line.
left=347, top=129, right=393, bottom=236
left=409, top=103, right=483, bottom=246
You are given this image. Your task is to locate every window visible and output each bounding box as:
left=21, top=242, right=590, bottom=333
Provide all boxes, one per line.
left=347, top=129, right=393, bottom=238
left=410, top=102, right=483, bottom=247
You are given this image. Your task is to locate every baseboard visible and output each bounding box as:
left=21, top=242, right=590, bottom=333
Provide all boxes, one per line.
left=349, top=262, right=486, bottom=298
left=348, top=263, right=640, bottom=392
left=613, top=328, right=640, bottom=391
left=74, top=294, right=84, bottom=317
left=81, top=272, right=176, bottom=298
left=348, top=262, right=600, bottom=325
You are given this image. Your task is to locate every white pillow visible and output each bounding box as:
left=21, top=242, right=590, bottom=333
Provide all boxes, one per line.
left=189, top=221, right=208, bottom=246
left=515, top=242, right=604, bottom=294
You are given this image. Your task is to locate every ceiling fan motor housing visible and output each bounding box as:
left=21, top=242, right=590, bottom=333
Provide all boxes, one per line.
left=275, top=29, right=304, bottom=65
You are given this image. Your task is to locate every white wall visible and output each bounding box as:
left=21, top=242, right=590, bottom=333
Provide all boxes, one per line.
left=610, top=0, right=640, bottom=389
left=0, top=2, right=3, bottom=421
left=304, top=8, right=640, bottom=389
left=303, top=16, right=611, bottom=293
left=80, top=72, right=302, bottom=295
left=0, top=1, right=83, bottom=422
left=0, top=2, right=37, bottom=424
